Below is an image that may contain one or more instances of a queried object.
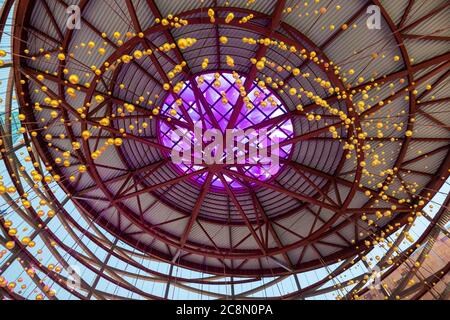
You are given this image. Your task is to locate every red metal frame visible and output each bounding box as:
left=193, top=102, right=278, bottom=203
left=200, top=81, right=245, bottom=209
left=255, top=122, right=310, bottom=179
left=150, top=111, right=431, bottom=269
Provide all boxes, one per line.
left=1, top=0, right=447, bottom=299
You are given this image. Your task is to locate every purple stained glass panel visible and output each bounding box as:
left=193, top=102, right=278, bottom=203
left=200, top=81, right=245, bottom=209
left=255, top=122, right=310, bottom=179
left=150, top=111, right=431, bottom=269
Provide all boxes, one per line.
left=159, top=73, right=294, bottom=189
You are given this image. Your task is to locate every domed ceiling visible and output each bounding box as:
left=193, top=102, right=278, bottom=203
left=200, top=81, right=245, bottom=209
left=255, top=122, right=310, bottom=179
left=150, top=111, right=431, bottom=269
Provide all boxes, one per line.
left=0, top=0, right=448, bottom=300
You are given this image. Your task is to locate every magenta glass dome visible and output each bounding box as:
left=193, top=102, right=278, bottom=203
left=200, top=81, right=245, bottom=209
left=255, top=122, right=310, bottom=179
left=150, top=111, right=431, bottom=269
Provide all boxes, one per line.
left=159, top=72, right=294, bottom=189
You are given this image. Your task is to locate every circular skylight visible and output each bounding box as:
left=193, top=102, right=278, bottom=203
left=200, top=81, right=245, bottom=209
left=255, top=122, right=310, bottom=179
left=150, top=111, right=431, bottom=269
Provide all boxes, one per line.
left=159, top=72, right=294, bottom=189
